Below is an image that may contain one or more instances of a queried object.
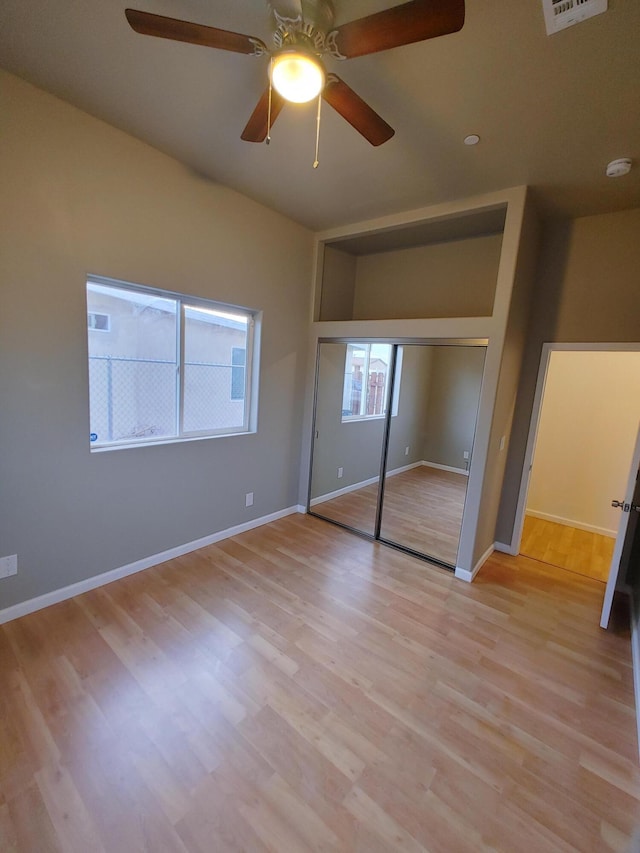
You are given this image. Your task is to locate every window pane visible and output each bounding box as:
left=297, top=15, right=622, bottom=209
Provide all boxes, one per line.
left=231, top=347, right=246, bottom=401
left=87, top=283, right=178, bottom=444
left=343, top=345, right=366, bottom=417
left=183, top=306, right=248, bottom=433
left=367, top=344, right=391, bottom=416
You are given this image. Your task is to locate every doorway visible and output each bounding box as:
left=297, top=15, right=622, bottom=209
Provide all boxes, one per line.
left=513, top=344, right=640, bottom=583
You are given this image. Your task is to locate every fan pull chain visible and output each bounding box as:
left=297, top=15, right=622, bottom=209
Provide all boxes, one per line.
left=313, top=93, right=322, bottom=169
left=266, top=58, right=273, bottom=145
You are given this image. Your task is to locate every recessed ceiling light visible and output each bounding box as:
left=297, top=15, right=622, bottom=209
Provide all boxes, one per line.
left=464, top=134, right=480, bottom=146
left=606, top=158, right=632, bottom=178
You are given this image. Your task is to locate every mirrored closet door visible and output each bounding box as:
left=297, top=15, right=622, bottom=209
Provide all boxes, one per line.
left=308, top=340, right=485, bottom=568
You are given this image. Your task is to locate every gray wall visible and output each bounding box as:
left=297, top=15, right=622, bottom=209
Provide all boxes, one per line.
left=352, top=235, right=502, bottom=320
left=0, top=70, right=313, bottom=610
left=385, top=346, right=433, bottom=472
left=318, top=234, right=503, bottom=321
left=310, top=343, right=387, bottom=499
left=422, top=346, right=485, bottom=470
left=319, top=246, right=357, bottom=322
left=496, top=207, right=640, bottom=546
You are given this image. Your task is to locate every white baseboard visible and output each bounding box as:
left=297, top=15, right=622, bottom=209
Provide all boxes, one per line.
left=525, top=510, right=616, bottom=538
left=388, top=460, right=425, bottom=477
left=422, top=460, right=469, bottom=476
left=0, top=505, right=303, bottom=626
left=310, top=460, right=469, bottom=508
left=309, top=461, right=424, bottom=507
left=455, top=543, right=495, bottom=583
left=494, top=541, right=518, bottom=555
left=310, top=475, right=380, bottom=507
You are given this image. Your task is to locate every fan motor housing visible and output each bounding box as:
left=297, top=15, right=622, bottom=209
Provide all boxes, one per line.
left=269, top=0, right=335, bottom=50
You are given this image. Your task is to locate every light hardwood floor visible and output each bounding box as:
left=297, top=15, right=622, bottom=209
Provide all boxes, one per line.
left=1, top=512, right=639, bottom=852
left=521, top=514, right=615, bottom=582
left=313, top=466, right=468, bottom=566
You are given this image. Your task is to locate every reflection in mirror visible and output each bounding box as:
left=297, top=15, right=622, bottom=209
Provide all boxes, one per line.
left=309, top=342, right=391, bottom=536
left=379, top=345, right=485, bottom=566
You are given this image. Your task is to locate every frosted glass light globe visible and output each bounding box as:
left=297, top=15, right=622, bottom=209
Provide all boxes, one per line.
left=271, top=51, right=325, bottom=103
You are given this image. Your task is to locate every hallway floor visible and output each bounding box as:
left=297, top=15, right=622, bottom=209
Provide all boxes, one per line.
left=521, top=515, right=614, bottom=582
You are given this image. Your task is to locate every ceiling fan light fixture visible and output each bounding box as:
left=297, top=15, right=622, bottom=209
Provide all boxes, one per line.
left=270, top=49, right=325, bottom=103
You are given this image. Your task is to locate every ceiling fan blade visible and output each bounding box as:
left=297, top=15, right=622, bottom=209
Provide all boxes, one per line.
left=331, top=0, right=465, bottom=59
left=322, top=75, right=394, bottom=146
left=241, top=88, right=286, bottom=143
left=125, top=9, right=268, bottom=55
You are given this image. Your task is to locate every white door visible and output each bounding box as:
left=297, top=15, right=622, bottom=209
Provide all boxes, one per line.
left=601, top=421, right=640, bottom=628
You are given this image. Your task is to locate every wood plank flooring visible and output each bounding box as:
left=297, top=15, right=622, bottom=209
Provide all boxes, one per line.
left=313, top=466, right=468, bottom=566
left=1, top=512, right=639, bottom=851
left=521, top=514, right=615, bottom=582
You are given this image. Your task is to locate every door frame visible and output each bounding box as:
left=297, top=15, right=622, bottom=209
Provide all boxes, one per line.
left=509, top=341, right=640, bottom=557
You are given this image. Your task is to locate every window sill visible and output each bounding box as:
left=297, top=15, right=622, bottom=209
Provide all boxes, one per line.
left=90, top=429, right=256, bottom=453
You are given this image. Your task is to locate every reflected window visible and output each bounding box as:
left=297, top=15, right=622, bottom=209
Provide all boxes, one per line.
left=342, top=343, right=397, bottom=421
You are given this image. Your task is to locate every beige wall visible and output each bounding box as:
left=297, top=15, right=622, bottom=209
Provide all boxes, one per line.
left=527, top=351, right=640, bottom=535
left=0, top=70, right=313, bottom=611
left=352, top=234, right=502, bottom=320
left=318, top=246, right=356, bottom=321
left=496, top=208, right=640, bottom=547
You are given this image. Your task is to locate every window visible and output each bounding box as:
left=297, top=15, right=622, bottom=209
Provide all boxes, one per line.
left=342, top=343, right=400, bottom=421
left=88, top=312, right=110, bottom=332
left=86, top=277, right=257, bottom=448
left=230, top=347, right=246, bottom=401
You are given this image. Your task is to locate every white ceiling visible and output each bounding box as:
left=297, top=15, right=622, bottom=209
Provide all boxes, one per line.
left=1, top=0, right=638, bottom=230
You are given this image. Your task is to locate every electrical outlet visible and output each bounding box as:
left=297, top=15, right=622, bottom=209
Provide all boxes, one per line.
left=245, top=492, right=254, bottom=507
left=337, top=467, right=343, bottom=479
left=0, top=554, right=18, bottom=579
left=405, top=446, right=410, bottom=456
left=463, top=451, right=469, bottom=460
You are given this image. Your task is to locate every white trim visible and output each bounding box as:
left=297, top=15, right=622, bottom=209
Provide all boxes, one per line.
left=455, top=543, right=494, bottom=582
left=511, top=342, right=640, bottom=556
left=524, top=510, right=616, bottom=538
left=0, top=505, right=302, bottom=626
left=422, top=460, right=469, bottom=477
left=494, top=541, right=517, bottom=555
left=630, top=589, right=640, bottom=762
left=388, top=461, right=424, bottom=477
left=310, top=475, right=380, bottom=507
left=309, top=461, right=424, bottom=507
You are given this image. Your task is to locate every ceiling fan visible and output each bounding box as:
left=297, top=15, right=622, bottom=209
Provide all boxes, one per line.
left=125, top=0, right=465, bottom=147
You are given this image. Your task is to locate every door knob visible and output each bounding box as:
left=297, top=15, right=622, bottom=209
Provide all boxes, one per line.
left=612, top=499, right=631, bottom=511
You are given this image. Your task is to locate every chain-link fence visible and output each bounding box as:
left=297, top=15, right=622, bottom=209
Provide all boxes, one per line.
left=89, top=355, right=245, bottom=443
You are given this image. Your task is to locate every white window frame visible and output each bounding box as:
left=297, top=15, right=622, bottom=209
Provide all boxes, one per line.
left=86, top=275, right=259, bottom=450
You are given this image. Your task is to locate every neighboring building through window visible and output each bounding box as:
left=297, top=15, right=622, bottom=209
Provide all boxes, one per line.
left=342, top=343, right=400, bottom=421
left=86, top=277, right=257, bottom=448
left=88, top=312, right=110, bottom=331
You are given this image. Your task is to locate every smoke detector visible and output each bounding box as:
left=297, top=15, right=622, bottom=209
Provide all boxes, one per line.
left=542, top=0, right=607, bottom=35
left=606, top=159, right=632, bottom=178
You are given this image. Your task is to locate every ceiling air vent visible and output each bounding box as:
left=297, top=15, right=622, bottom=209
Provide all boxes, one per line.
left=542, top=0, right=607, bottom=35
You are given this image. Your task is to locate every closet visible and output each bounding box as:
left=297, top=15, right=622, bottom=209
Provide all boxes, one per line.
left=309, top=341, right=485, bottom=568
left=302, top=187, right=539, bottom=580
